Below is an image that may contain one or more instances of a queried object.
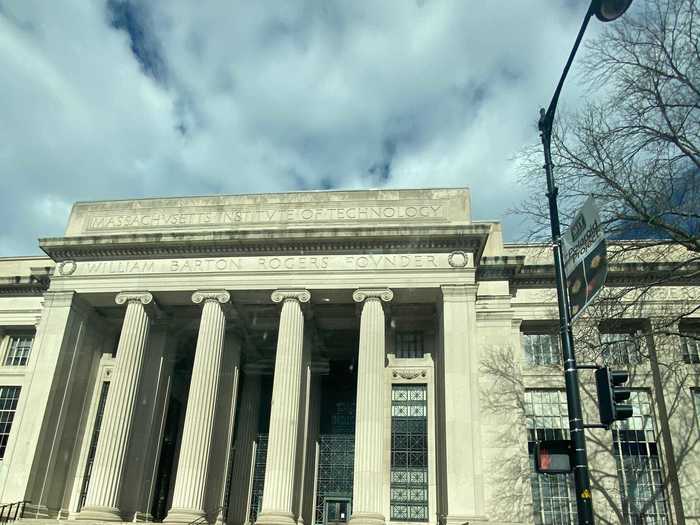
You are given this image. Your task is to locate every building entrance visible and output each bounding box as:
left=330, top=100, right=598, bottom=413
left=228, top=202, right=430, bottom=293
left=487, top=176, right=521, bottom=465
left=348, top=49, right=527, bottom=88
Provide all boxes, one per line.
left=314, top=361, right=356, bottom=524
left=323, top=498, right=351, bottom=525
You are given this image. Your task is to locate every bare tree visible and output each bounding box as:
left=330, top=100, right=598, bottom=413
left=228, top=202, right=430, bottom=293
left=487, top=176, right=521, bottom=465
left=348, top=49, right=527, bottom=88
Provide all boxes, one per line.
left=514, top=0, right=699, bottom=253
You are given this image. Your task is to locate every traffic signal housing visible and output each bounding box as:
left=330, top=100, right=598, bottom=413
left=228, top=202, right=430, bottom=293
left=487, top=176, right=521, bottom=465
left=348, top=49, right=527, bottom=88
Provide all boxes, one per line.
left=595, top=367, right=633, bottom=426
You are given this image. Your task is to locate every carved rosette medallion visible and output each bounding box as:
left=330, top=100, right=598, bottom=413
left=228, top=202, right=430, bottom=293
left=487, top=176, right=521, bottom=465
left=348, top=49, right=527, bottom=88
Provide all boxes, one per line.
left=271, top=289, right=311, bottom=303
left=115, top=291, right=153, bottom=306
left=57, top=260, right=77, bottom=276
left=191, top=290, right=231, bottom=304
left=352, top=288, right=394, bottom=303
left=448, top=251, right=469, bottom=268
left=392, top=369, right=428, bottom=380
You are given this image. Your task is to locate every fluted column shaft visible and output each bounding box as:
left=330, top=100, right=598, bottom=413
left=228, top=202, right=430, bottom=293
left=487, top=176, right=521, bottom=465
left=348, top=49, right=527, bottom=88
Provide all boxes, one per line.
left=257, top=289, right=310, bottom=525
left=166, top=291, right=230, bottom=523
left=351, top=288, right=393, bottom=525
left=80, top=292, right=154, bottom=521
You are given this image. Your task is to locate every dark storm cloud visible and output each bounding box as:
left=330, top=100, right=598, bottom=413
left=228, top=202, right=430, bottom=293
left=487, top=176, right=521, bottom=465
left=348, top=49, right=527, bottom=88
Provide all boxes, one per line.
left=0, top=0, right=621, bottom=255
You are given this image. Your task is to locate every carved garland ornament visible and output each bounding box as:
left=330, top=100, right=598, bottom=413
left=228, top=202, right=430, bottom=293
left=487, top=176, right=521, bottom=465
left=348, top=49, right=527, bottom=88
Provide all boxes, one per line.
left=115, top=291, right=153, bottom=305
left=57, top=260, right=77, bottom=276
left=352, top=288, right=394, bottom=303
left=192, top=290, right=231, bottom=304
left=271, top=289, right=311, bottom=303
left=448, top=251, right=469, bottom=268
left=392, top=369, right=427, bottom=380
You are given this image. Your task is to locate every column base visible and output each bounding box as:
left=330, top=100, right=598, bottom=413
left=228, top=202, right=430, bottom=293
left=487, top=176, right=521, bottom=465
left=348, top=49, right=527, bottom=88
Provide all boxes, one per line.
left=78, top=505, right=123, bottom=521
left=164, top=507, right=206, bottom=524
left=255, top=510, right=296, bottom=525
left=134, top=511, right=154, bottom=522
left=349, top=512, right=385, bottom=525
left=444, top=514, right=490, bottom=525
left=23, top=503, right=51, bottom=519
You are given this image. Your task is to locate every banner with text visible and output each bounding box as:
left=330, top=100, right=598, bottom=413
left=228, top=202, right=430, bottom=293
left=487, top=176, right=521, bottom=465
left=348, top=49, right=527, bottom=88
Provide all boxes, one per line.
left=561, top=197, right=608, bottom=320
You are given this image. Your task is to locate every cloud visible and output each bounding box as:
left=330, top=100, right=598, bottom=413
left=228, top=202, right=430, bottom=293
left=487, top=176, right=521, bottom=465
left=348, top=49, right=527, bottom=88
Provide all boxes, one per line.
left=0, top=0, right=610, bottom=255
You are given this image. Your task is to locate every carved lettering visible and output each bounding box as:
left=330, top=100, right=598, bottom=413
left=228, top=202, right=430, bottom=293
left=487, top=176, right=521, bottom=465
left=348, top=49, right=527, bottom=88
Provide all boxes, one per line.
left=85, top=204, right=446, bottom=232
left=76, top=253, right=461, bottom=276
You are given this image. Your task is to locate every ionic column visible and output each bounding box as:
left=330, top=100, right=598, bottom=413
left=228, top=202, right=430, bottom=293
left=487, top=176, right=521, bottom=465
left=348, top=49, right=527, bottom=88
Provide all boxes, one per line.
left=257, top=289, right=310, bottom=525
left=80, top=292, right=155, bottom=521
left=350, top=288, right=393, bottom=525
left=166, top=291, right=231, bottom=523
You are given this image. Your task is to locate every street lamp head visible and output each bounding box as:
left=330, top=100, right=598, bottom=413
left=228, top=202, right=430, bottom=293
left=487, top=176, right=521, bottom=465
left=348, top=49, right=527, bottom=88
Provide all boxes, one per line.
left=593, top=0, right=634, bottom=22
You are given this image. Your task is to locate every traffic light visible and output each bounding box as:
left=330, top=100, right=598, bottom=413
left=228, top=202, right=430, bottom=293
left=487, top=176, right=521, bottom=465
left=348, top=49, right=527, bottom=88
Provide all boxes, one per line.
left=534, top=440, right=573, bottom=474
left=595, top=367, right=633, bottom=426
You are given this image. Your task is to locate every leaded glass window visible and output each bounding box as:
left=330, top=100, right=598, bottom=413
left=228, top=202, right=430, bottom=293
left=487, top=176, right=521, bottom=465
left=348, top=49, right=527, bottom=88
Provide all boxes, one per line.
left=77, top=382, right=110, bottom=511
left=249, top=434, right=268, bottom=522
left=395, top=332, right=424, bottom=359
left=390, top=384, right=428, bottom=521
left=613, top=391, right=669, bottom=524
left=0, top=386, right=21, bottom=459
left=680, top=332, right=700, bottom=364
left=4, top=335, right=33, bottom=366
left=523, top=334, right=560, bottom=367
left=524, top=390, right=576, bottom=525
left=601, top=332, right=641, bottom=366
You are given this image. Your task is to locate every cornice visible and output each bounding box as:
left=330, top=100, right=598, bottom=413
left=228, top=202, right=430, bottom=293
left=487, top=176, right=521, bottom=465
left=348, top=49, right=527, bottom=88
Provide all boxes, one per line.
left=38, top=224, right=490, bottom=262
left=478, top=258, right=700, bottom=290
left=0, top=267, right=52, bottom=296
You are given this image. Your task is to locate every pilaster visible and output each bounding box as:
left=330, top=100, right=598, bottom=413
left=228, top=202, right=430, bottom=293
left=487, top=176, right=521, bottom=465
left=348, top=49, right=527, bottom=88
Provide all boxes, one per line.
left=440, top=284, right=488, bottom=524
left=350, top=288, right=393, bottom=525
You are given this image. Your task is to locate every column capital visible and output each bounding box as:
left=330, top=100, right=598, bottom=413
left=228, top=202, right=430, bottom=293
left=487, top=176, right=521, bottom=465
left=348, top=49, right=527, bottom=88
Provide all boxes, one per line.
left=440, top=284, right=476, bottom=302
left=353, top=288, right=393, bottom=303
left=271, top=289, right=311, bottom=303
left=115, top=291, right=153, bottom=306
left=192, top=290, right=231, bottom=304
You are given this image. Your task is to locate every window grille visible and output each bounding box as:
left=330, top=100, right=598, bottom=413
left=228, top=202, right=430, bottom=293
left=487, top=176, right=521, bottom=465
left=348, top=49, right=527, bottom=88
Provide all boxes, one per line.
left=524, top=390, right=576, bottom=525
left=314, top=435, right=355, bottom=524
left=77, top=382, right=110, bottom=511
left=395, top=332, right=425, bottom=359
left=601, top=333, right=641, bottom=366
left=613, top=391, right=669, bottom=524
left=249, top=434, right=268, bottom=522
left=523, top=334, right=560, bottom=367
left=315, top=396, right=355, bottom=525
left=390, top=384, right=428, bottom=521
left=4, top=335, right=33, bottom=366
left=0, top=386, right=21, bottom=459
left=680, top=332, right=700, bottom=364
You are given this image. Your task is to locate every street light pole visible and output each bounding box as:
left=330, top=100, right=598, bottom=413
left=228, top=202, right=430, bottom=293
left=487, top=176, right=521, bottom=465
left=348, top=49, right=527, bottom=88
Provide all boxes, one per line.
left=538, top=1, right=633, bottom=523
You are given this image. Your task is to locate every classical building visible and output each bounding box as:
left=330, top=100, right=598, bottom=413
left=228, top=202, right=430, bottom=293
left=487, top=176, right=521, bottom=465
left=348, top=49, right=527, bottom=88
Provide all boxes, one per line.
left=0, top=188, right=698, bottom=525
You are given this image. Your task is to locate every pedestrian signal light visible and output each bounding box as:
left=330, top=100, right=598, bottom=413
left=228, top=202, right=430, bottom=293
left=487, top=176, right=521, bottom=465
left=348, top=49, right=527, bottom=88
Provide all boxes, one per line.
left=534, top=440, right=573, bottom=474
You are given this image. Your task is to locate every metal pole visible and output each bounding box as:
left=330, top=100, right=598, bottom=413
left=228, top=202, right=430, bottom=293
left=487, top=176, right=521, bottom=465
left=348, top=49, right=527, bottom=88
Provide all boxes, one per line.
left=538, top=4, right=597, bottom=523
left=539, top=124, right=595, bottom=524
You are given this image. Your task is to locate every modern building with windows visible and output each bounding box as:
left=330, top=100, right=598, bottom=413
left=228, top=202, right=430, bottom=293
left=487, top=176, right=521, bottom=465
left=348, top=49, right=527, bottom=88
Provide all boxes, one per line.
left=0, top=188, right=698, bottom=525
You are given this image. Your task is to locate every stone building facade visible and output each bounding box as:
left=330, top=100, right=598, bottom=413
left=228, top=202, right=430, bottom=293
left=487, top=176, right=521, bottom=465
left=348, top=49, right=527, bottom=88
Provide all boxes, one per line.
left=0, top=188, right=698, bottom=525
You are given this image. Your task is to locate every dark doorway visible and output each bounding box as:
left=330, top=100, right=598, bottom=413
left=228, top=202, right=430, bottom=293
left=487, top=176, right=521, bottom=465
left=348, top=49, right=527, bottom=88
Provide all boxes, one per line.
left=314, top=360, right=356, bottom=524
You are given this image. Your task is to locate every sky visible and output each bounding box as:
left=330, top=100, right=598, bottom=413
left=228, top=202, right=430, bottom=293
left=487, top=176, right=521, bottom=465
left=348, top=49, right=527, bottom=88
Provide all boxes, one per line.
left=0, top=0, right=611, bottom=256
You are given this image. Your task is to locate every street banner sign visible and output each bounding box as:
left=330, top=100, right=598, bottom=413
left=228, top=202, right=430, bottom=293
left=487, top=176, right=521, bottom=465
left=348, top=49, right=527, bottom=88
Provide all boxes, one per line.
left=561, top=197, right=608, bottom=320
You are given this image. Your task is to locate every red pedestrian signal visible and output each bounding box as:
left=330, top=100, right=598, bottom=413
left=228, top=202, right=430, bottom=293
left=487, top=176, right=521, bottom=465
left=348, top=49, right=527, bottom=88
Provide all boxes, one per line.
left=534, top=440, right=573, bottom=474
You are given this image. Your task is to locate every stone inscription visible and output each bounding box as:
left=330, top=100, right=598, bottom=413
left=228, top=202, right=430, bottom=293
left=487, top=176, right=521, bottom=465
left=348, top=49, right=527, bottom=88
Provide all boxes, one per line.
left=84, top=204, right=445, bottom=231
left=70, top=253, right=472, bottom=276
